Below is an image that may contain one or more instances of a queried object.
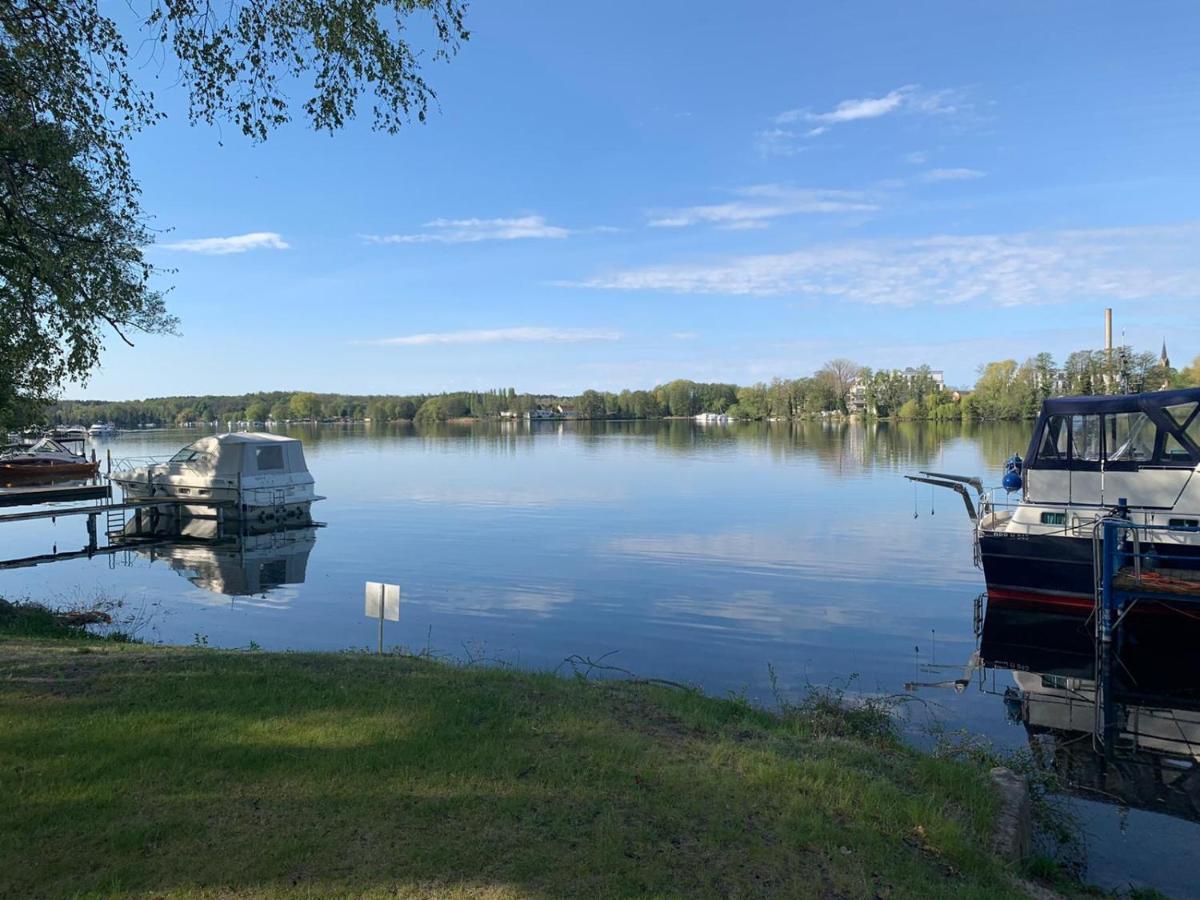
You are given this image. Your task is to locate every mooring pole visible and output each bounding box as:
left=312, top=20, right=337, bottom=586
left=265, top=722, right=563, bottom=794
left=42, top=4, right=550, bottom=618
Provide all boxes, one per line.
left=86, top=513, right=97, bottom=553
left=1099, top=518, right=1117, bottom=646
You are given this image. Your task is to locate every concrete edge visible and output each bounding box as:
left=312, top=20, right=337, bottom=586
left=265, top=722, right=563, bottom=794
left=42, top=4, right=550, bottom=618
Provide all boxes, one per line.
left=989, top=765, right=1033, bottom=863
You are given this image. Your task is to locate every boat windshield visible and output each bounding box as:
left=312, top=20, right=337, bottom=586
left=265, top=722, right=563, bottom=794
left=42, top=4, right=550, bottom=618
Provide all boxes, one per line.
left=169, top=445, right=214, bottom=467
left=27, top=438, right=76, bottom=456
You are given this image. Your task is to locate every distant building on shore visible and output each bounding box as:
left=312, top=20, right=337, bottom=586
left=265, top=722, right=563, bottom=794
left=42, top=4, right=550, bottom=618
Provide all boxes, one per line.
left=846, top=367, right=945, bottom=413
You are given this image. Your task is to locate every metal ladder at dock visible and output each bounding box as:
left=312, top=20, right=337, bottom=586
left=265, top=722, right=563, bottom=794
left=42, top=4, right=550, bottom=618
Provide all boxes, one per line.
left=105, top=505, right=127, bottom=538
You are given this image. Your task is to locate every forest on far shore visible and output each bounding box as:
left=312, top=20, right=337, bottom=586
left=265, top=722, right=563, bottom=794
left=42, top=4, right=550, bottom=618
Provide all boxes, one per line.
left=34, top=345, right=1198, bottom=429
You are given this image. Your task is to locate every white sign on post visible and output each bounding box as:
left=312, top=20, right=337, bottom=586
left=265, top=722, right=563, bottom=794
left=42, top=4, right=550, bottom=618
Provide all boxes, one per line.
left=364, top=581, right=400, bottom=621
left=365, top=581, right=401, bottom=655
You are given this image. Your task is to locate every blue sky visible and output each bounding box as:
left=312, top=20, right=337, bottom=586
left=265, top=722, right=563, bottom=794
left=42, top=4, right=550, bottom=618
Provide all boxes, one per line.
left=86, top=1, right=1200, bottom=398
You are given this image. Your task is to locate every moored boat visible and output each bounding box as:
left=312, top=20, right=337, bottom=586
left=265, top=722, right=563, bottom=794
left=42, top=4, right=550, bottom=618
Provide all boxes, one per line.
left=914, top=387, right=1200, bottom=609
left=0, top=438, right=101, bottom=479
left=110, top=432, right=322, bottom=519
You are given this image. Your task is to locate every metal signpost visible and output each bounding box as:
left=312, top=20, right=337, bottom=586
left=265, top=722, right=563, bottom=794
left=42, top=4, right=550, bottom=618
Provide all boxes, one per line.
left=364, top=581, right=400, bottom=654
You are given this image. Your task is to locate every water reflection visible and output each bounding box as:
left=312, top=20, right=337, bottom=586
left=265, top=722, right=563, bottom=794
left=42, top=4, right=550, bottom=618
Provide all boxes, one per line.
left=978, top=599, right=1200, bottom=822
left=277, top=418, right=1032, bottom=477
left=135, top=523, right=318, bottom=598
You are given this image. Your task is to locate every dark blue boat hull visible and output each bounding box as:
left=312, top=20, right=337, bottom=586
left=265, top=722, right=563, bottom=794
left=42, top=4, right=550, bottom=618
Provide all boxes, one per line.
left=980, top=531, right=1200, bottom=608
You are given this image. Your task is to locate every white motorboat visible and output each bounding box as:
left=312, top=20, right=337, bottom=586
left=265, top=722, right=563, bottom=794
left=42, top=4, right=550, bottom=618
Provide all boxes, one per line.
left=110, top=432, right=323, bottom=519
left=87, top=423, right=119, bottom=437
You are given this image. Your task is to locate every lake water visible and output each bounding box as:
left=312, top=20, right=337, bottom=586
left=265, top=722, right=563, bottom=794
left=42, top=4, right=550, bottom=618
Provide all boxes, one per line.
left=2, top=420, right=1196, bottom=896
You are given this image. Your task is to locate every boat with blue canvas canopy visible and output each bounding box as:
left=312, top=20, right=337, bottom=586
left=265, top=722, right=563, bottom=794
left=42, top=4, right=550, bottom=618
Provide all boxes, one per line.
left=913, top=387, right=1200, bottom=608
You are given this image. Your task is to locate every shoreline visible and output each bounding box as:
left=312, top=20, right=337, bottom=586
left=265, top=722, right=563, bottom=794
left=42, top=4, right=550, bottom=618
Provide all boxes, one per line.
left=0, top=603, right=1058, bottom=899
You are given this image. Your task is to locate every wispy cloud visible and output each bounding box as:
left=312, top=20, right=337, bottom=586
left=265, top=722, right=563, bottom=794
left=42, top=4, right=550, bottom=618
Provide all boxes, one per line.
left=763, top=86, right=968, bottom=155
left=669, top=331, right=699, bottom=341
left=365, top=326, right=621, bottom=346
left=648, top=185, right=877, bottom=229
left=362, top=215, right=569, bottom=245
left=567, top=223, right=1200, bottom=307
left=754, top=128, right=806, bottom=158
left=922, top=167, right=986, bottom=182
left=160, top=232, right=289, bottom=254
left=778, top=86, right=914, bottom=126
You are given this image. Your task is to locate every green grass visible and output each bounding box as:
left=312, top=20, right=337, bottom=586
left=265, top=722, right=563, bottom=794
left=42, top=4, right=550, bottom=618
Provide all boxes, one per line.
left=0, top=625, right=1033, bottom=898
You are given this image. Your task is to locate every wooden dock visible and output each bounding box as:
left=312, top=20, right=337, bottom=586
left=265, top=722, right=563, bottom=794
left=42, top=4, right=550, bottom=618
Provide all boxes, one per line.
left=0, top=483, right=111, bottom=508
left=0, top=497, right=233, bottom=525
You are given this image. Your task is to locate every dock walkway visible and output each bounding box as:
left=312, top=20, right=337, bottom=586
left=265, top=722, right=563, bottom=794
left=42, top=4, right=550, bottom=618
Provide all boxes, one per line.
left=0, top=484, right=111, bottom=508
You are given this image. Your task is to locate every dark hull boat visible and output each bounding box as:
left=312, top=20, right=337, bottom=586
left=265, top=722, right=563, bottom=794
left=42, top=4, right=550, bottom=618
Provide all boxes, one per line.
left=0, top=438, right=100, bottom=481
left=914, top=387, right=1200, bottom=610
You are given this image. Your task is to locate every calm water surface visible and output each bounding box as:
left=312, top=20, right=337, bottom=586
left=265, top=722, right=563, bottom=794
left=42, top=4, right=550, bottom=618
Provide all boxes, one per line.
left=2, top=420, right=1195, bottom=895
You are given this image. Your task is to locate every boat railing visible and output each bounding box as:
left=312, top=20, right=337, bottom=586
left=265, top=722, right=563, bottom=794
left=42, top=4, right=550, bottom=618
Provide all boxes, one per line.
left=978, top=486, right=1022, bottom=519
left=110, top=455, right=215, bottom=479
left=110, top=455, right=173, bottom=473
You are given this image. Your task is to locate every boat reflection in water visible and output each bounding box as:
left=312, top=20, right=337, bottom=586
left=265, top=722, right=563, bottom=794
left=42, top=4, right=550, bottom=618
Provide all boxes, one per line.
left=118, top=509, right=318, bottom=598
left=978, top=597, right=1200, bottom=822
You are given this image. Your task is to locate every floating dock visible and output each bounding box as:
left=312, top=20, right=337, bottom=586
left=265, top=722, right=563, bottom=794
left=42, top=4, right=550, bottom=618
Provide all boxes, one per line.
left=0, top=483, right=111, bottom=508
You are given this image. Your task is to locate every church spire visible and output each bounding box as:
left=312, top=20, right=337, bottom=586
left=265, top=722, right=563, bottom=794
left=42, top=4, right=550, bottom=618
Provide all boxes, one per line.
left=1161, top=338, right=1170, bottom=369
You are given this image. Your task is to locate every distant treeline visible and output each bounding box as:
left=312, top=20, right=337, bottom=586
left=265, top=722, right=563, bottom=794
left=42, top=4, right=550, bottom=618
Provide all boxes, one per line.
left=35, top=345, right=1199, bottom=429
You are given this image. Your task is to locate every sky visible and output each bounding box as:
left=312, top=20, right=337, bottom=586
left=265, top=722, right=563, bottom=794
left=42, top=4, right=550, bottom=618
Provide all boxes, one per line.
left=83, top=1, right=1200, bottom=399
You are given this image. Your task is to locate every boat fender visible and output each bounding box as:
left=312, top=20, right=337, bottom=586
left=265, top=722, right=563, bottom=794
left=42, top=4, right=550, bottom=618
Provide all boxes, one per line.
left=1002, top=453, right=1023, bottom=493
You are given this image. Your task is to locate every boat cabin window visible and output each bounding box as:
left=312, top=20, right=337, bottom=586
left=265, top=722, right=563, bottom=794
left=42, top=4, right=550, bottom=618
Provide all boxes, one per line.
left=1165, top=402, right=1198, bottom=428
left=1040, top=511, right=1066, bottom=526
left=1069, top=414, right=1101, bottom=462
left=255, top=445, right=284, bottom=471
left=1170, top=403, right=1200, bottom=447
left=1168, top=518, right=1199, bottom=528
left=1163, top=433, right=1192, bottom=463
left=1033, top=395, right=1200, bottom=469
left=1105, top=411, right=1157, bottom=463
left=1036, top=415, right=1070, bottom=461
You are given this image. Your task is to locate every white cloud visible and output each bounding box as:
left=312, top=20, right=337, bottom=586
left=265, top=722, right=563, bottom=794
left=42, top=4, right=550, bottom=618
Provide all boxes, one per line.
left=365, top=326, right=621, bottom=346
left=160, top=232, right=289, bottom=254
left=922, top=167, right=986, bottom=182
left=903, top=150, right=928, bottom=165
left=784, top=86, right=915, bottom=125
left=361, top=215, right=569, bottom=244
left=768, top=86, right=970, bottom=153
left=567, top=223, right=1200, bottom=307
left=669, top=331, right=699, bottom=341
left=648, top=185, right=877, bottom=229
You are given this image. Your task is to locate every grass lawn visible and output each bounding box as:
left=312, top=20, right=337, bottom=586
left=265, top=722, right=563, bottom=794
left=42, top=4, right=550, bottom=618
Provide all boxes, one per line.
left=0, top=623, right=1033, bottom=898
